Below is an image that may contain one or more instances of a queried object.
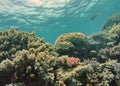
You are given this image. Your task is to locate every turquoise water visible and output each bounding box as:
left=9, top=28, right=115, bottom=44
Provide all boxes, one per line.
left=0, top=0, right=120, bottom=43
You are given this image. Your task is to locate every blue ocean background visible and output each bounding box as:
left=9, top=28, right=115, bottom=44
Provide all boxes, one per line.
left=0, top=0, right=120, bottom=43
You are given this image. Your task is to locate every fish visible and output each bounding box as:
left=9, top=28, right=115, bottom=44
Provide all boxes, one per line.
left=90, top=13, right=99, bottom=21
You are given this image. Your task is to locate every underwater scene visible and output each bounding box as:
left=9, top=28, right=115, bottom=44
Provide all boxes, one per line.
left=1, top=0, right=120, bottom=86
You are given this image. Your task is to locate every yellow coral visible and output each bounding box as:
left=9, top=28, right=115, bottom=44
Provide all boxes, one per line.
left=108, top=23, right=120, bottom=35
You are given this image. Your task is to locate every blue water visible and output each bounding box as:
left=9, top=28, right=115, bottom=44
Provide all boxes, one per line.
left=0, top=0, right=120, bottom=43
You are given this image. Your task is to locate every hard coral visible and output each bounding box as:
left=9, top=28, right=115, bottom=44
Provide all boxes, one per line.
left=108, top=23, right=120, bottom=35
left=0, top=29, right=44, bottom=62
left=102, top=12, right=120, bottom=31
left=99, top=43, right=120, bottom=61
left=55, top=32, right=89, bottom=59
left=0, top=29, right=57, bottom=86
left=1, top=28, right=120, bottom=86
left=102, top=23, right=120, bottom=43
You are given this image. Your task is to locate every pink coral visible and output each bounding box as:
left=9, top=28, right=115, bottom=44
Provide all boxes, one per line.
left=66, top=57, right=80, bottom=67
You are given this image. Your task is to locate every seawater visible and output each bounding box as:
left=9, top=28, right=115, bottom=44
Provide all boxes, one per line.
left=0, top=0, right=120, bottom=43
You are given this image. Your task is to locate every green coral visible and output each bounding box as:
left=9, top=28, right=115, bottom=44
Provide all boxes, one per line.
left=0, top=29, right=57, bottom=86
left=0, top=29, right=120, bottom=86
left=102, top=23, right=120, bottom=42
left=55, top=32, right=89, bottom=60
left=0, top=29, right=44, bottom=62
left=102, top=12, right=120, bottom=31
left=89, top=22, right=120, bottom=51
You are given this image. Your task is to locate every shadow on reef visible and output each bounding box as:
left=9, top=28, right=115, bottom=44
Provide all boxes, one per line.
left=1, top=12, right=120, bottom=86
left=55, top=32, right=90, bottom=61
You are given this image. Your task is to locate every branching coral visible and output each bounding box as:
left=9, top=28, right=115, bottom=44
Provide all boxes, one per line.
left=0, top=47, right=57, bottom=86
left=0, top=29, right=42, bottom=62
left=0, top=29, right=57, bottom=86
left=0, top=29, right=120, bottom=86
left=99, top=43, right=120, bottom=61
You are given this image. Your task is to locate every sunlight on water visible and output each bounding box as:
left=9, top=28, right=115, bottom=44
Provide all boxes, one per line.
left=0, top=0, right=120, bottom=43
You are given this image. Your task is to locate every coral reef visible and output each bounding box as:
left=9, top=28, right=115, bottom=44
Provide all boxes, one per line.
left=88, top=13, right=120, bottom=52
left=107, top=23, right=120, bottom=36
left=102, top=23, right=120, bottom=45
left=88, top=32, right=106, bottom=51
left=55, top=58, right=120, bottom=86
left=89, top=22, right=120, bottom=51
left=0, top=29, right=47, bottom=62
left=102, top=12, right=120, bottom=31
left=0, top=29, right=57, bottom=86
left=1, top=17, right=120, bottom=86
left=98, top=22, right=120, bottom=62
left=55, top=32, right=90, bottom=60
left=99, top=43, right=120, bottom=61
left=57, top=55, right=80, bottom=68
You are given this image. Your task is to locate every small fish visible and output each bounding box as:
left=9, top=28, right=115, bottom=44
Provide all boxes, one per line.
left=90, top=13, right=99, bottom=21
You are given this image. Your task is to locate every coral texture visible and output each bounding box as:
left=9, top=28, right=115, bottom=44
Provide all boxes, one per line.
left=0, top=26, right=120, bottom=86
left=0, top=29, right=57, bottom=86
left=55, top=32, right=89, bottom=60
left=102, top=12, right=120, bottom=31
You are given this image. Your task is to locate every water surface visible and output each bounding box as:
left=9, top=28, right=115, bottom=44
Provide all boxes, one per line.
left=0, top=0, right=120, bottom=43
